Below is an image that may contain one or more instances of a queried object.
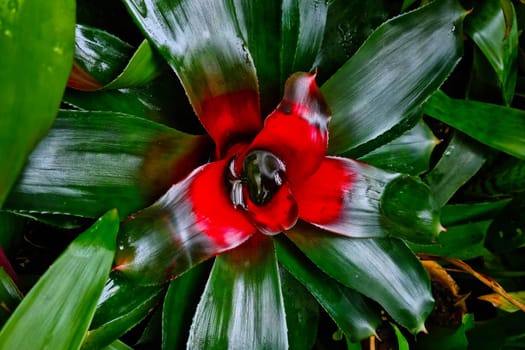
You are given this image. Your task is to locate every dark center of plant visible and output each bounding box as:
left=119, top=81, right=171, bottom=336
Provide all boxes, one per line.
left=226, top=150, right=286, bottom=209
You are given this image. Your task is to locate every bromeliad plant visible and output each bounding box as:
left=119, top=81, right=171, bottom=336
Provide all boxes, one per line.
left=1, top=0, right=525, bottom=349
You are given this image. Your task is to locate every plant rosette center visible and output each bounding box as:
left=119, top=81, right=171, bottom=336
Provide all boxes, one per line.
left=221, top=72, right=331, bottom=235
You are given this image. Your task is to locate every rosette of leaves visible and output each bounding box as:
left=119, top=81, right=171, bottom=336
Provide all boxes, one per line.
left=1, top=0, right=525, bottom=349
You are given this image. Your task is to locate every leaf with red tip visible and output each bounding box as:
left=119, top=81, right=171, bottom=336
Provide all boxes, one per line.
left=114, top=161, right=256, bottom=285
left=294, top=157, right=441, bottom=243
left=121, top=0, right=262, bottom=156
left=250, top=72, right=331, bottom=183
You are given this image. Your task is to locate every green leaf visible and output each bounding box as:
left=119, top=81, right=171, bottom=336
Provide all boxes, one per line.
left=415, top=314, right=474, bottom=350
left=280, top=0, right=327, bottom=80
left=102, top=340, right=133, bottom=350
left=233, top=0, right=281, bottom=114
left=188, top=236, right=288, bottom=349
left=424, top=132, right=487, bottom=207
left=322, top=0, right=466, bottom=155
left=286, top=223, right=434, bottom=334
left=467, top=311, right=525, bottom=350
left=64, top=71, right=202, bottom=133
left=104, top=39, right=165, bottom=89
left=314, top=0, right=396, bottom=82
left=122, top=0, right=258, bottom=118
left=464, top=0, right=518, bottom=105
left=82, top=275, right=164, bottom=350
left=162, top=263, right=208, bottom=350
left=409, top=220, right=492, bottom=260
left=424, top=90, right=525, bottom=159
left=0, top=209, right=119, bottom=350
left=440, top=200, right=509, bottom=227
left=72, top=24, right=134, bottom=87
left=276, top=237, right=381, bottom=342
left=358, top=121, right=439, bottom=175
left=381, top=175, right=442, bottom=243
left=5, top=110, right=209, bottom=219
left=0, top=0, right=75, bottom=206
left=0, top=268, right=22, bottom=327
left=278, top=266, right=320, bottom=350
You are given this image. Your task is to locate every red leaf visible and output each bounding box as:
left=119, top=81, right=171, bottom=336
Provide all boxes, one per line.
left=200, top=90, right=262, bottom=159
left=248, top=72, right=330, bottom=184
left=294, top=157, right=398, bottom=238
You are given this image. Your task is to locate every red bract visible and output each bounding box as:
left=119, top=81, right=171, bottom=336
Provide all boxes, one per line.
left=114, top=72, right=358, bottom=281
left=188, top=72, right=344, bottom=238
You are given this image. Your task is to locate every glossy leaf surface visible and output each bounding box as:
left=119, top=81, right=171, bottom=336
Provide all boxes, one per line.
left=0, top=268, right=22, bottom=327
left=276, top=237, right=380, bottom=341
left=280, top=0, right=327, bottom=80
left=233, top=0, right=281, bottom=114
left=278, top=266, right=320, bottom=350
left=71, top=24, right=134, bottom=88
left=464, top=0, right=518, bottom=105
left=162, top=263, right=208, bottom=350
left=104, top=39, right=165, bottom=89
left=322, top=0, right=465, bottom=155
left=188, top=236, right=287, bottom=349
left=83, top=275, right=164, bottom=349
left=0, top=210, right=119, bottom=350
left=424, top=90, right=525, bottom=159
left=122, top=0, right=261, bottom=155
left=5, top=111, right=209, bottom=219
left=64, top=71, right=202, bottom=133
left=424, top=132, right=487, bottom=206
left=114, top=161, right=256, bottom=284
left=286, top=223, right=434, bottom=334
left=0, top=0, right=75, bottom=206
left=294, top=157, right=441, bottom=243
left=358, top=121, right=438, bottom=175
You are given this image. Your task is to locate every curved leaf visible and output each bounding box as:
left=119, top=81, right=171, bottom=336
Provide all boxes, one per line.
left=64, top=71, right=202, bottom=133
left=464, top=0, right=518, bottom=105
left=70, top=24, right=134, bottom=88
left=5, top=110, right=210, bottom=219
left=0, top=0, right=75, bottom=206
left=104, top=39, right=164, bottom=89
left=122, top=0, right=261, bottom=155
left=358, top=121, right=439, bottom=175
left=187, top=235, right=288, bottom=349
left=424, top=90, right=525, bottom=159
left=276, top=236, right=380, bottom=342
left=0, top=210, right=119, bottom=350
left=424, top=131, right=487, bottom=206
left=0, top=268, right=22, bottom=327
left=82, top=275, right=164, bottom=350
left=286, top=223, right=434, bottom=334
left=322, top=0, right=466, bottom=155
